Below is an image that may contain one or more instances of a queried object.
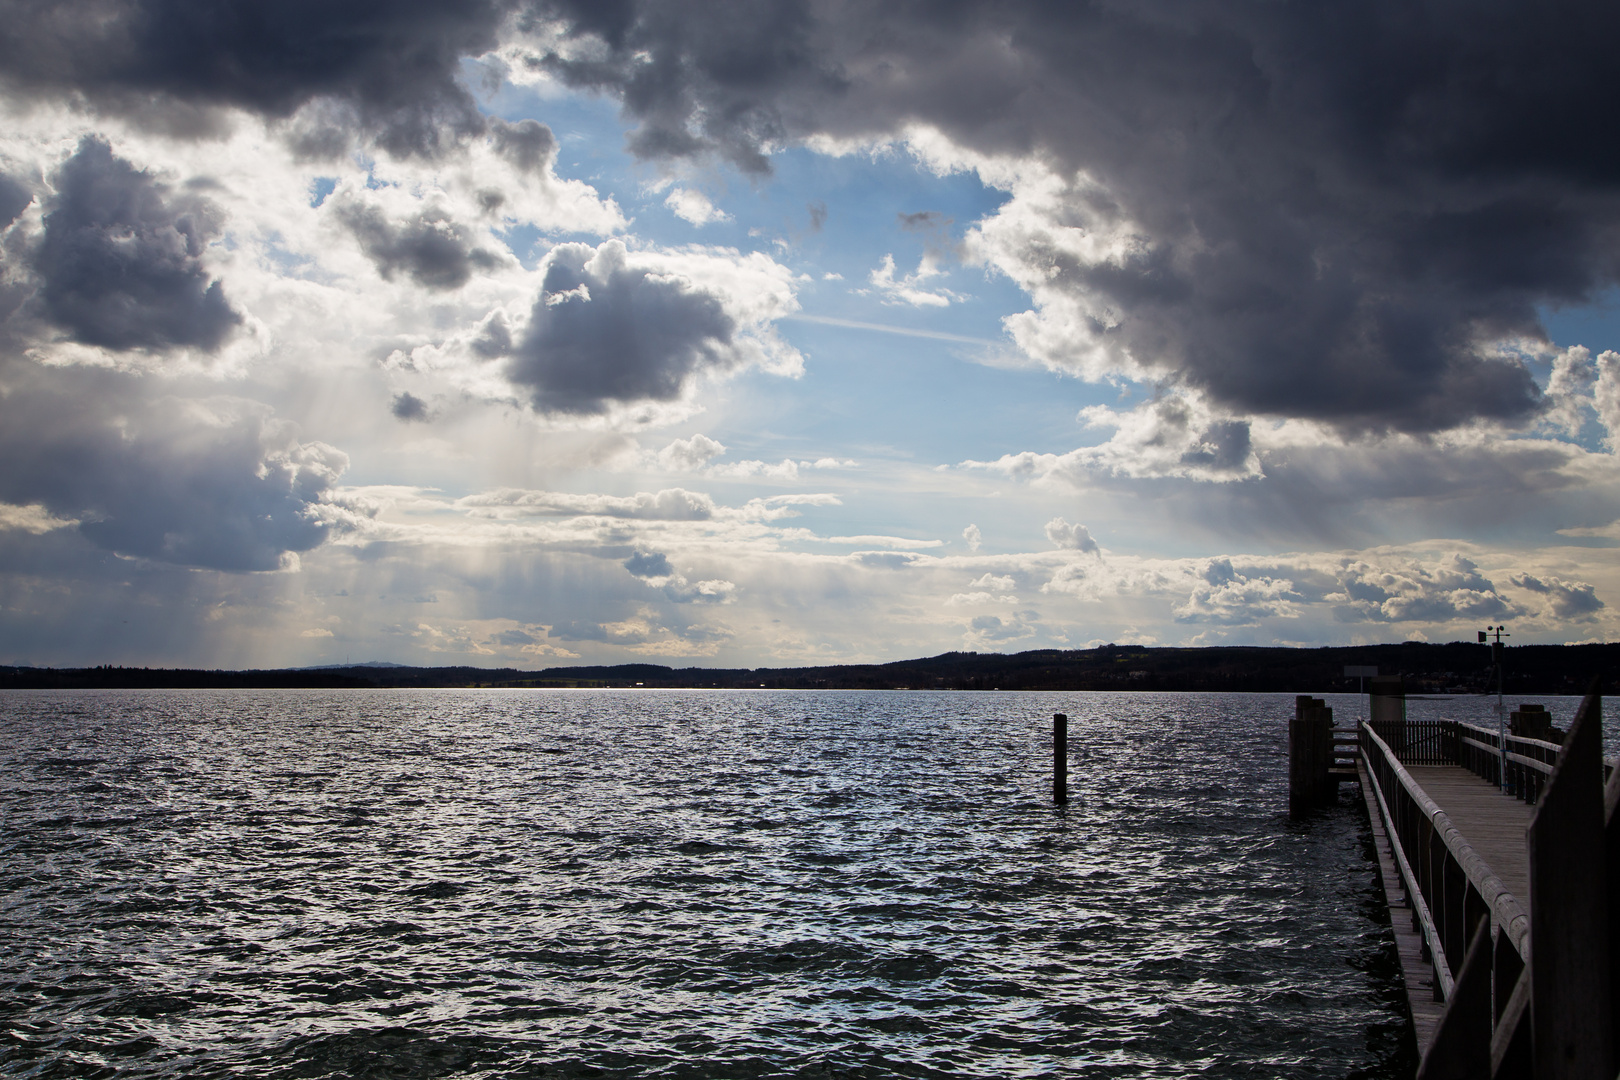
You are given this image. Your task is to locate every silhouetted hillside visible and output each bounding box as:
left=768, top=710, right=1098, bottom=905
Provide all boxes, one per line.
left=2, top=641, right=1614, bottom=693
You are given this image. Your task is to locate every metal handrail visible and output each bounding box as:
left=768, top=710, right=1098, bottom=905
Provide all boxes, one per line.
left=1361, top=722, right=1530, bottom=962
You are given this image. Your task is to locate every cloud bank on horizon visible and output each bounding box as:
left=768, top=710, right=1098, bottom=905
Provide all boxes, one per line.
left=0, top=0, right=1616, bottom=667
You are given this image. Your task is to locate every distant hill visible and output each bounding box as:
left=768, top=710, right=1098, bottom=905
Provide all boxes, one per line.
left=1, top=641, right=1614, bottom=693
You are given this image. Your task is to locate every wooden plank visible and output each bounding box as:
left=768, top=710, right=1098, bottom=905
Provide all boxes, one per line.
left=1358, top=757, right=1443, bottom=1057
left=1365, top=726, right=1529, bottom=950
left=1403, top=766, right=1532, bottom=915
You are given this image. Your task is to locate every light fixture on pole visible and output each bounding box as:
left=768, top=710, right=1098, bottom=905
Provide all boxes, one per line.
left=1344, top=664, right=1377, bottom=728
left=1479, top=625, right=1509, bottom=791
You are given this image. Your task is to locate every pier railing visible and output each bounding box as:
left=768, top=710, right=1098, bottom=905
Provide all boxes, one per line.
left=1452, top=722, right=1563, bottom=804
left=1368, top=718, right=1453, bottom=765
left=1369, top=717, right=1613, bottom=805
left=1354, top=689, right=1617, bottom=1078
left=1357, top=722, right=1528, bottom=1014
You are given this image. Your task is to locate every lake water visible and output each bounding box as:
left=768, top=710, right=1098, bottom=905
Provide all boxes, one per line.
left=0, top=689, right=1599, bottom=1078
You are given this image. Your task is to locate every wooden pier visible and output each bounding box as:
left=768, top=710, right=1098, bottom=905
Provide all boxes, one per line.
left=1290, top=686, right=1619, bottom=1079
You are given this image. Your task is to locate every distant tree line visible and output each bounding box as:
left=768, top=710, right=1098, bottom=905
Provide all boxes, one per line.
left=1, top=641, right=1614, bottom=693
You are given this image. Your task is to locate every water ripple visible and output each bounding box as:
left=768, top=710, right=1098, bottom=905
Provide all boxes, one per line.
left=0, top=688, right=1433, bottom=1078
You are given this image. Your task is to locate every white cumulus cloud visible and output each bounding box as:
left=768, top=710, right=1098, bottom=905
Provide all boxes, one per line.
left=665, top=187, right=731, bottom=226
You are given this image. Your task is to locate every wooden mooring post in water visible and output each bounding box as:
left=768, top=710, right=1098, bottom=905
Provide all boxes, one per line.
left=1053, top=713, right=1068, bottom=805
left=1289, top=696, right=1333, bottom=817
left=1289, top=695, right=1363, bottom=818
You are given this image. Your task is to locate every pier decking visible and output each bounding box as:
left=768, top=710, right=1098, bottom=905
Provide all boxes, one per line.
left=1303, top=690, right=1619, bottom=1080
left=1359, top=759, right=1538, bottom=1054
left=1400, top=766, right=1533, bottom=914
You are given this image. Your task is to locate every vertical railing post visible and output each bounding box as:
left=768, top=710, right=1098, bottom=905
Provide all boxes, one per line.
left=1493, top=927, right=1523, bottom=1027
left=1606, top=726, right=1620, bottom=1074
left=1528, top=684, right=1611, bottom=1078
left=1416, top=922, right=1493, bottom=1079
left=1443, top=855, right=1467, bottom=975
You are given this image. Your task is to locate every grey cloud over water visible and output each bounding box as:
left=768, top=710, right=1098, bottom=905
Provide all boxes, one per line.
left=507, top=242, right=741, bottom=415
left=1511, top=573, right=1605, bottom=620
left=2, top=2, right=1613, bottom=430
left=489, top=118, right=559, bottom=174
left=0, top=173, right=30, bottom=229
left=9, top=1, right=1605, bottom=429
left=336, top=199, right=501, bottom=291
left=34, top=137, right=240, bottom=352
left=0, top=0, right=1616, bottom=665
left=0, top=0, right=512, bottom=153
left=0, top=365, right=343, bottom=571
left=528, top=0, right=1620, bottom=432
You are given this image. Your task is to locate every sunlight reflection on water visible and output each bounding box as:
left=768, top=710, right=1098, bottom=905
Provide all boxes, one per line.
left=5, top=688, right=1572, bottom=1078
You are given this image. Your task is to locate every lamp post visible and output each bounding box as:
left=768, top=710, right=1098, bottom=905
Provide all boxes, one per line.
left=1479, top=625, right=1509, bottom=791
left=1344, top=664, right=1377, bottom=728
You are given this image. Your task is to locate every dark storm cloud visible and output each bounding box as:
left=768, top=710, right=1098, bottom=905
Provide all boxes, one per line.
left=35, top=137, right=240, bottom=351
left=391, top=391, right=430, bottom=421
left=489, top=117, right=558, bottom=173
left=1177, top=419, right=1252, bottom=474
left=0, top=0, right=513, bottom=155
left=529, top=0, right=1620, bottom=432
left=337, top=202, right=500, bottom=291
left=0, top=365, right=343, bottom=571
left=534, top=0, right=826, bottom=175
left=623, top=550, right=673, bottom=578
left=0, top=174, right=31, bottom=228
left=509, top=242, right=738, bottom=414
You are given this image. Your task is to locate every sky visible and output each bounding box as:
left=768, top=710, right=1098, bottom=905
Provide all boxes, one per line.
left=0, top=0, right=1618, bottom=669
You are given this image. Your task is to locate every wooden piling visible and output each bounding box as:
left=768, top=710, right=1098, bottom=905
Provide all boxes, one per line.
left=1289, top=706, right=1314, bottom=817
left=1509, top=703, right=1560, bottom=743
left=1369, top=675, right=1406, bottom=757
left=1289, top=696, right=1333, bottom=817
left=1053, top=713, right=1068, bottom=805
